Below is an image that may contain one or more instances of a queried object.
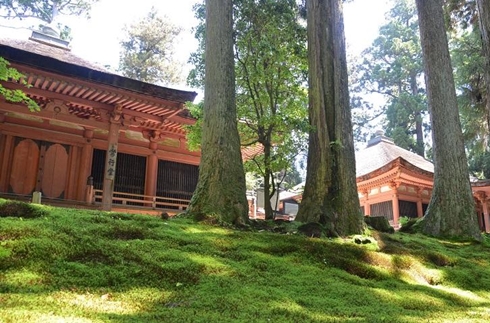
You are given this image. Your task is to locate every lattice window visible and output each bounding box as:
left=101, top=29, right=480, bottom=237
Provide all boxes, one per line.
left=157, top=160, right=198, bottom=200
left=371, top=201, right=393, bottom=221
left=399, top=200, right=417, bottom=218
left=91, top=149, right=146, bottom=205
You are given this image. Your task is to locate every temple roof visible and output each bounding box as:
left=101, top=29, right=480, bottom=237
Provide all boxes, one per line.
left=0, top=36, right=197, bottom=104
left=0, top=37, right=109, bottom=72
left=356, top=134, right=434, bottom=177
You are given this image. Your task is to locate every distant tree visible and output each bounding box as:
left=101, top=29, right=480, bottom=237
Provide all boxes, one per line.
left=279, top=166, right=303, bottom=190
left=188, top=0, right=309, bottom=220
left=296, top=0, right=364, bottom=236
left=0, top=0, right=98, bottom=23
left=118, top=7, right=183, bottom=85
left=351, top=0, right=427, bottom=156
left=445, top=0, right=477, bottom=29
left=415, top=0, right=481, bottom=241
left=233, top=0, right=308, bottom=219
left=451, top=29, right=488, bottom=158
left=186, top=0, right=249, bottom=225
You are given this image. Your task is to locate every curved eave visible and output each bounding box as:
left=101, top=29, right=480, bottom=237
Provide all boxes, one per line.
left=357, top=157, right=434, bottom=190
left=0, top=44, right=198, bottom=104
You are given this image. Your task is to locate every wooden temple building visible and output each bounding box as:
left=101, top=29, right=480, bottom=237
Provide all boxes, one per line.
left=0, top=30, right=200, bottom=212
left=356, top=131, right=490, bottom=232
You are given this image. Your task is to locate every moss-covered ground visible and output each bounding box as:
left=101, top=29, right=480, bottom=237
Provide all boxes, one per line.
left=1, top=198, right=490, bottom=322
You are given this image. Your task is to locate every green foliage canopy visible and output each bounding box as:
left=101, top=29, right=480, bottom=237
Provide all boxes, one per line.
left=0, top=57, right=39, bottom=111
left=351, top=0, right=428, bottom=155
left=118, top=7, right=183, bottom=85
left=187, top=0, right=309, bottom=218
left=0, top=0, right=98, bottom=23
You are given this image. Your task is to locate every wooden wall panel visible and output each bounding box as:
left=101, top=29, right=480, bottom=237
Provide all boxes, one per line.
left=0, top=134, right=14, bottom=192
left=0, top=133, right=5, bottom=173
left=42, top=143, right=69, bottom=198
left=10, top=139, right=39, bottom=195
left=65, top=145, right=79, bottom=200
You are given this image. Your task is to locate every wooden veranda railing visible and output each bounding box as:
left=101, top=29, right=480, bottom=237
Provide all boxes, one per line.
left=92, top=189, right=191, bottom=211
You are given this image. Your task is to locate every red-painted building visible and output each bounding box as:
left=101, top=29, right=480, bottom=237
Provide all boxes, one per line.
left=0, top=31, right=200, bottom=212
left=356, top=132, right=490, bottom=232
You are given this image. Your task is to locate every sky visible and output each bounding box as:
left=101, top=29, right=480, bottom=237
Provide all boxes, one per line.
left=0, top=0, right=391, bottom=94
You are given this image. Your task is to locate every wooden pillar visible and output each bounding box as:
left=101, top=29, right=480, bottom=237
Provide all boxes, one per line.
left=77, top=128, right=94, bottom=201
left=0, top=134, right=14, bottom=192
left=416, top=200, right=423, bottom=218
left=392, top=193, right=400, bottom=228
left=364, top=202, right=371, bottom=216
left=477, top=202, right=484, bottom=230
left=145, top=152, right=158, bottom=203
left=390, top=181, right=400, bottom=228
left=479, top=194, right=490, bottom=233
left=361, top=190, right=370, bottom=216
left=416, top=187, right=424, bottom=218
left=102, top=105, right=122, bottom=211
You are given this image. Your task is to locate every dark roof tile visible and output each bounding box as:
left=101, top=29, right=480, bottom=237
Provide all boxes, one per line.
left=0, top=37, right=109, bottom=72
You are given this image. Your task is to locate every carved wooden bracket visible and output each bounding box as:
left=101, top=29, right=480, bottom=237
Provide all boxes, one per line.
left=44, top=99, right=69, bottom=115
left=475, top=191, right=488, bottom=203
left=389, top=180, right=401, bottom=189
left=110, top=104, right=124, bottom=124
left=143, top=130, right=162, bottom=142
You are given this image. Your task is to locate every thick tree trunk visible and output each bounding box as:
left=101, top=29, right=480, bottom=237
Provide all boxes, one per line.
left=296, top=0, right=363, bottom=236
left=187, top=0, right=249, bottom=225
left=415, top=0, right=481, bottom=241
left=329, top=0, right=364, bottom=235
left=476, top=0, right=490, bottom=136
left=410, top=74, right=424, bottom=156
left=263, top=141, right=274, bottom=219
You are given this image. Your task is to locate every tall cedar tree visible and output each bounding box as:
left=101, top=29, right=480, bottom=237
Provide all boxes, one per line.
left=476, top=0, right=490, bottom=134
left=296, top=0, right=364, bottom=236
left=415, top=0, right=481, bottom=241
left=186, top=0, right=249, bottom=224
left=351, top=0, right=426, bottom=156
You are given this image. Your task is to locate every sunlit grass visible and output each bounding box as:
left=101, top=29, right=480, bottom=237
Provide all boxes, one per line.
left=1, top=198, right=490, bottom=322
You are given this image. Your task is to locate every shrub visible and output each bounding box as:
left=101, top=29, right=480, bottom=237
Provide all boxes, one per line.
left=0, top=200, right=48, bottom=218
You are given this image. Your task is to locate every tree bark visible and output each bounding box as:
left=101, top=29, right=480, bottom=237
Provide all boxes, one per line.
left=263, top=141, right=274, bottom=219
left=476, top=0, right=490, bottom=136
left=296, top=0, right=363, bottom=236
left=410, top=73, right=424, bottom=156
left=415, top=0, right=481, bottom=241
left=187, top=0, right=249, bottom=225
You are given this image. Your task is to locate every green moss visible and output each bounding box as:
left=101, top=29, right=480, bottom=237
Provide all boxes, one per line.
left=0, top=201, right=489, bottom=322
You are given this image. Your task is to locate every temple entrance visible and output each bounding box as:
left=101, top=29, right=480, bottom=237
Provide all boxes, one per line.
left=9, top=138, right=70, bottom=199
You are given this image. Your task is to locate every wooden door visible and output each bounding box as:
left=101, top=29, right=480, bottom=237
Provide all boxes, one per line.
left=9, top=139, right=40, bottom=195
left=41, top=143, right=69, bottom=199
left=9, top=138, right=70, bottom=199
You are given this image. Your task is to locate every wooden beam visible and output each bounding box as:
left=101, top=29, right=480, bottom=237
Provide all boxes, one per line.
left=8, top=64, right=184, bottom=109
left=0, top=100, right=109, bottom=130
left=2, top=83, right=192, bottom=128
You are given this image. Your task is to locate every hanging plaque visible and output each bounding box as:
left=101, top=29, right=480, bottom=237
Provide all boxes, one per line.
left=105, top=143, right=118, bottom=180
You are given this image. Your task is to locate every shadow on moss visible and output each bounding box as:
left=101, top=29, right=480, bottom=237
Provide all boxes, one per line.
left=0, top=200, right=48, bottom=219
